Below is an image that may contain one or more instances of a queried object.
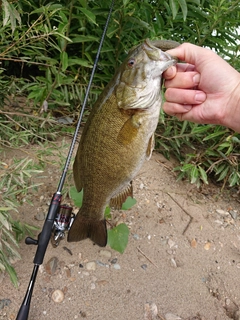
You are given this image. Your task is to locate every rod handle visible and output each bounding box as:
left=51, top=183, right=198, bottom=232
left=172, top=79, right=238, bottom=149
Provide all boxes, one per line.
left=16, top=303, right=30, bottom=320
left=33, top=192, right=61, bottom=265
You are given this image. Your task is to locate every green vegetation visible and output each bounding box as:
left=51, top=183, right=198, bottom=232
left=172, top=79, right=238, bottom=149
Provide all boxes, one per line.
left=0, top=0, right=239, bottom=284
left=0, top=158, right=42, bottom=286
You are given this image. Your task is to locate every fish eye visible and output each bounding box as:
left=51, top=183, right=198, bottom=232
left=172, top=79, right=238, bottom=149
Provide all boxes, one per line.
left=127, top=59, right=135, bottom=67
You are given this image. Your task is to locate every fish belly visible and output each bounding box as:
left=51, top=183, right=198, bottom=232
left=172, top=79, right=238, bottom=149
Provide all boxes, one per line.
left=68, top=93, right=160, bottom=246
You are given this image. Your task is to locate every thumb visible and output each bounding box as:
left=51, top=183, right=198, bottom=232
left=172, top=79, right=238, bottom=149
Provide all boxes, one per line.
left=166, top=43, right=213, bottom=65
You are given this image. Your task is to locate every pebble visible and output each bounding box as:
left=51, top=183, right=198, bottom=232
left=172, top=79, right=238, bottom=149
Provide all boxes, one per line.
left=45, top=257, right=59, bottom=275
left=229, top=210, right=238, bottom=219
left=39, top=265, right=45, bottom=274
left=204, top=242, right=211, bottom=251
left=133, top=234, right=140, bottom=240
left=216, top=209, right=229, bottom=216
left=96, top=260, right=108, bottom=267
left=86, top=261, right=96, bottom=271
left=168, top=239, right=176, bottom=249
left=80, top=311, right=87, bottom=317
left=170, top=258, right=177, bottom=268
left=0, top=299, right=11, bottom=310
left=90, top=283, right=96, bottom=290
left=190, top=238, right=197, bottom=248
left=34, top=212, right=46, bottom=221
left=141, top=264, right=147, bottom=270
left=165, top=313, right=182, bottom=320
left=113, top=263, right=121, bottom=270
left=96, top=280, right=109, bottom=286
left=51, top=289, right=64, bottom=303
left=111, top=258, right=118, bottom=264
left=65, top=267, right=71, bottom=278
left=144, top=302, right=158, bottom=319
left=99, top=249, right=112, bottom=259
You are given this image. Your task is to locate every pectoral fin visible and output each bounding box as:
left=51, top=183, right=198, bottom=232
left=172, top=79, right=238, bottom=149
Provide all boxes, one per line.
left=117, top=115, right=142, bottom=145
left=109, top=182, right=133, bottom=209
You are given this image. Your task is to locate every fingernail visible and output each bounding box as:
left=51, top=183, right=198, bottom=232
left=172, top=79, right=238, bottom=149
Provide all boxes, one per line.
left=164, top=66, right=175, bottom=78
left=167, top=66, right=174, bottom=76
left=195, top=92, right=206, bottom=102
left=183, top=105, right=192, bottom=110
left=193, top=74, right=200, bottom=85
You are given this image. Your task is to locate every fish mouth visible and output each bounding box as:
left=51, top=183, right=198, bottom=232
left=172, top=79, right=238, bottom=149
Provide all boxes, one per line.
left=143, top=39, right=179, bottom=65
left=141, top=39, right=178, bottom=76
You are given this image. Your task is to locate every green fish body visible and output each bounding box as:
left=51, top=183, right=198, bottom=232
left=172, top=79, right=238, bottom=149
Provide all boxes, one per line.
left=68, top=39, right=179, bottom=246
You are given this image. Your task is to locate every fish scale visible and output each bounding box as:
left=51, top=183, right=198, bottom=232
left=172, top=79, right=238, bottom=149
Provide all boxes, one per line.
left=68, top=39, right=179, bottom=247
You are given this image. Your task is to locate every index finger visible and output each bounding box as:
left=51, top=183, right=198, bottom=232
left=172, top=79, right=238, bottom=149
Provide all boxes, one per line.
left=176, top=63, right=196, bottom=72
left=163, top=63, right=196, bottom=80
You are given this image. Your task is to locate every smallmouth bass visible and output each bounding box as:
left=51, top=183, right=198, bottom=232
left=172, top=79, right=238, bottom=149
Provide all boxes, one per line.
left=68, top=39, right=179, bottom=246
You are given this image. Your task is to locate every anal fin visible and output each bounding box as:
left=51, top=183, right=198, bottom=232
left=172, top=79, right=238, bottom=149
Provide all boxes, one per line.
left=109, top=182, right=133, bottom=209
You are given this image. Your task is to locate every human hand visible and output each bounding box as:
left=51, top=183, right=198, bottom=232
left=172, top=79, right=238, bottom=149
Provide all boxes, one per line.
left=162, top=43, right=240, bottom=132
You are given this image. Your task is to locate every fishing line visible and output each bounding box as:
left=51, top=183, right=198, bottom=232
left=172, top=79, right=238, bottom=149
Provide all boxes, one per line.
left=57, top=0, right=115, bottom=192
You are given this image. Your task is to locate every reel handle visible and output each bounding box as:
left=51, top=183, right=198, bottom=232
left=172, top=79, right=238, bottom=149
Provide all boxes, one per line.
left=25, top=237, right=38, bottom=245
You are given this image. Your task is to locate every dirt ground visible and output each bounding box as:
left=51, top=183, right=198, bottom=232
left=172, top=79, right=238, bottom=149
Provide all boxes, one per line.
left=1, top=142, right=240, bottom=320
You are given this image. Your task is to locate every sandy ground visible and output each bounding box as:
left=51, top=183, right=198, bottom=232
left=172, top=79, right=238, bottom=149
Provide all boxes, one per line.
left=1, top=146, right=240, bottom=320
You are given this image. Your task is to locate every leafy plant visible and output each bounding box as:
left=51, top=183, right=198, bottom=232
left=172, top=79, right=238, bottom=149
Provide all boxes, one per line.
left=69, top=186, right=83, bottom=207
left=69, top=186, right=135, bottom=253
left=156, top=116, right=240, bottom=188
left=108, top=223, right=129, bottom=254
left=0, top=158, right=42, bottom=286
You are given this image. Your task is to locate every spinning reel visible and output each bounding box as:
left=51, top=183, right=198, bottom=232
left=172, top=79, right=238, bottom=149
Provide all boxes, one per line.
left=51, top=204, right=75, bottom=247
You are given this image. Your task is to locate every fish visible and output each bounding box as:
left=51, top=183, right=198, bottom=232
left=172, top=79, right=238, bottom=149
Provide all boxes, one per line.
left=67, top=39, right=179, bottom=247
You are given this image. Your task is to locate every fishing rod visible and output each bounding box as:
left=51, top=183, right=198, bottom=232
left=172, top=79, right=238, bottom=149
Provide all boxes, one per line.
left=16, top=1, right=115, bottom=319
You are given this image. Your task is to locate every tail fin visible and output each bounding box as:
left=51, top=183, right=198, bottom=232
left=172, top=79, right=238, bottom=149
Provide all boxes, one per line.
left=67, top=215, right=107, bottom=247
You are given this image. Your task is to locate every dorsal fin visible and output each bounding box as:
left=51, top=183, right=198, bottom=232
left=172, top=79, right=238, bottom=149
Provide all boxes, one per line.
left=109, top=182, right=133, bottom=209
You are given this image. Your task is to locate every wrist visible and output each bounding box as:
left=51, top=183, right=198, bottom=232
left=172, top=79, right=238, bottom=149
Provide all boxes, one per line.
left=223, top=75, right=240, bottom=132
